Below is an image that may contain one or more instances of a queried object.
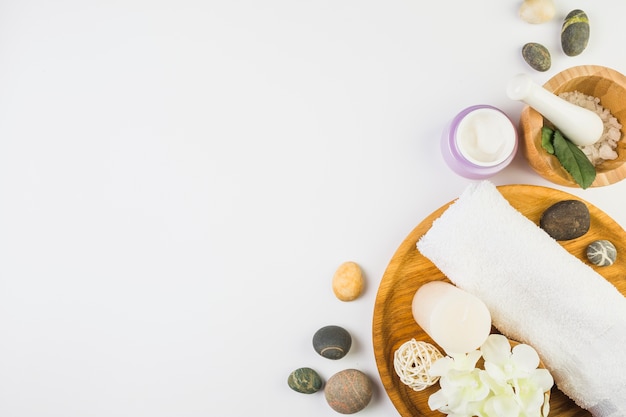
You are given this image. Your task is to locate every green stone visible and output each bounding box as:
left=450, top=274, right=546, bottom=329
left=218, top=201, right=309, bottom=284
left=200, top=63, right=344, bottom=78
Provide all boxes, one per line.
left=522, top=42, right=551, bottom=72
left=287, top=367, right=323, bottom=394
left=561, top=9, right=590, bottom=56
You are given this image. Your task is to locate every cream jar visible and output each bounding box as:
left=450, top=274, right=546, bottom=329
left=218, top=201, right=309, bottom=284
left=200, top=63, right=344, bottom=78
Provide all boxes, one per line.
left=441, top=105, right=518, bottom=179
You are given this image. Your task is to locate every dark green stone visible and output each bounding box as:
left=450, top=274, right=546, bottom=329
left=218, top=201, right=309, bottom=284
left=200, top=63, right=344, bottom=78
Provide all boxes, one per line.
left=312, top=325, right=352, bottom=360
left=561, top=9, right=590, bottom=56
left=522, top=42, right=551, bottom=72
left=288, top=367, right=323, bottom=394
left=540, top=200, right=590, bottom=240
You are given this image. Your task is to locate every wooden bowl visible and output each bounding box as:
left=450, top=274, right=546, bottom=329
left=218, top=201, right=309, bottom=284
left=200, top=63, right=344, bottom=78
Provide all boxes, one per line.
left=520, top=65, right=626, bottom=187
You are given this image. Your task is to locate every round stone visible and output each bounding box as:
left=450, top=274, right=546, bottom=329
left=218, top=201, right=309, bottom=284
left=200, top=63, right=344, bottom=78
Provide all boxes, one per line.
left=522, top=42, right=551, bottom=72
left=313, top=325, right=352, bottom=360
left=561, top=9, right=590, bottom=57
left=332, top=261, right=364, bottom=301
left=325, top=369, right=373, bottom=414
left=287, top=367, right=323, bottom=394
left=539, top=200, right=590, bottom=240
left=587, top=240, right=617, bottom=267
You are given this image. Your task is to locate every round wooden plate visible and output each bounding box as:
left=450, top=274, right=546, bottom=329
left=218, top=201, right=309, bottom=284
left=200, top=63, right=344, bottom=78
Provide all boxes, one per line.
left=372, top=184, right=626, bottom=417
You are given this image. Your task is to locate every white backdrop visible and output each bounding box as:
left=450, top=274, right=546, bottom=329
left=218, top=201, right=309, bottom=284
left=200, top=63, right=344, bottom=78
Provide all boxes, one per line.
left=1, top=1, right=626, bottom=416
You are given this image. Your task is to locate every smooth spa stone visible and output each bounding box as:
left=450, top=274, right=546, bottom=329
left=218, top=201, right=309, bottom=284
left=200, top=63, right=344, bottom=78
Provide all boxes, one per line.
left=522, top=42, right=551, bottom=72
left=332, top=261, right=364, bottom=301
left=287, top=367, right=323, bottom=394
left=586, top=240, right=617, bottom=267
left=561, top=9, right=590, bottom=57
left=539, top=200, right=590, bottom=240
left=313, top=325, right=352, bottom=360
left=324, top=369, right=372, bottom=414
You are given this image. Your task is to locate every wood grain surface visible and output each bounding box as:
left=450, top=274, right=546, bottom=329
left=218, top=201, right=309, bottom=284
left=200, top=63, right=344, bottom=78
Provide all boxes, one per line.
left=372, top=184, right=626, bottom=417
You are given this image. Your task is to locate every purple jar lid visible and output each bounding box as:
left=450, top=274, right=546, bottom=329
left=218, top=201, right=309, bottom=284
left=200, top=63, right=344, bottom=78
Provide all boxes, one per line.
left=441, top=105, right=518, bottom=179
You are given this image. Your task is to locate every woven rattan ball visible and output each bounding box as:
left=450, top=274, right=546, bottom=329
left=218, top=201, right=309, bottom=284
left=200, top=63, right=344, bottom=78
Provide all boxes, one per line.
left=393, top=339, right=444, bottom=391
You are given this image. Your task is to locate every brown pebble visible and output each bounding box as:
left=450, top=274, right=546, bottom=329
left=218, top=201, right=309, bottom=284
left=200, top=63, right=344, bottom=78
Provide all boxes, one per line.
left=332, top=262, right=364, bottom=301
left=539, top=200, right=590, bottom=240
left=325, top=369, right=372, bottom=414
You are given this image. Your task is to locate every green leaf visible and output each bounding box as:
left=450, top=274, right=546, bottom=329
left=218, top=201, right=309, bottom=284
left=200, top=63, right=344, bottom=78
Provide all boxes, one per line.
left=552, top=130, right=596, bottom=189
left=541, top=127, right=555, bottom=154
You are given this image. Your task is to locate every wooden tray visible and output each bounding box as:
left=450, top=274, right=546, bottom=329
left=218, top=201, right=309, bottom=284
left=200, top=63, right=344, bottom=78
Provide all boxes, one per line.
left=372, top=184, right=626, bottom=417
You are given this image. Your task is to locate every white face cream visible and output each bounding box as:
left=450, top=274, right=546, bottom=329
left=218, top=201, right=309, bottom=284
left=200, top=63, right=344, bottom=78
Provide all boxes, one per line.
left=455, top=108, right=518, bottom=167
left=441, top=104, right=519, bottom=179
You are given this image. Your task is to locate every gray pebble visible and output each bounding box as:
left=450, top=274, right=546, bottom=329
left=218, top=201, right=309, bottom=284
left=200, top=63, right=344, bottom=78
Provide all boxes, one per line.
left=313, top=325, right=352, bottom=360
left=561, top=9, right=590, bottom=57
left=540, top=200, right=590, bottom=241
left=522, top=42, right=551, bottom=72
left=587, top=240, right=617, bottom=267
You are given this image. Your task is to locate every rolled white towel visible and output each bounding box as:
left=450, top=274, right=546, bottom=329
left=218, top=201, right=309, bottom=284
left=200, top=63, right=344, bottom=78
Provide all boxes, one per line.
left=416, top=181, right=626, bottom=417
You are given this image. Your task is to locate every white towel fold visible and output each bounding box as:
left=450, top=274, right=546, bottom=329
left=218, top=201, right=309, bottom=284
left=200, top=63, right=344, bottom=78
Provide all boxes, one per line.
left=416, top=181, right=626, bottom=417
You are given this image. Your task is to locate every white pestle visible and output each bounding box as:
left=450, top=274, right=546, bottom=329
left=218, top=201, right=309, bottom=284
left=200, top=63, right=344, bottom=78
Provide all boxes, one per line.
left=507, top=73, right=603, bottom=146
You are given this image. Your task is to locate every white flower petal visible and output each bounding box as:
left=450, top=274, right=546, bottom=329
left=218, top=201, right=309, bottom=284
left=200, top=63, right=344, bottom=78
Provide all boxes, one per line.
left=531, top=368, right=555, bottom=392
left=514, top=372, right=554, bottom=413
left=483, top=360, right=507, bottom=383
left=428, top=388, right=449, bottom=411
left=429, top=356, right=455, bottom=377
left=517, top=379, right=543, bottom=406
left=480, top=334, right=511, bottom=365
left=480, top=369, right=512, bottom=396
left=483, top=394, right=521, bottom=417
left=448, top=350, right=483, bottom=371
left=519, top=386, right=546, bottom=412
left=511, top=343, right=540, bottom=371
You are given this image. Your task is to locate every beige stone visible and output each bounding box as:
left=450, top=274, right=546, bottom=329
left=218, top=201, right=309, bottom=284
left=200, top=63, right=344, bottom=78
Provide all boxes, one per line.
left=519, top=0, right=555, bottom=24
left=332, top=261, right=364, bottom=301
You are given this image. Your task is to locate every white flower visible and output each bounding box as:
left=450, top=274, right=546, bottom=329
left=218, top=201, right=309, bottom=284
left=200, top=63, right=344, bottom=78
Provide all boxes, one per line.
left=513, top=370, right=553, bottom=415
left=482, top=394, right=521, bottom=417
left=482, top=334, right=538, bottom=381
left=430, top=350, right=482, bottom=376
left=427, top=335, right=554, bottom=417
left=428, top=351, right=490, bottom=415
